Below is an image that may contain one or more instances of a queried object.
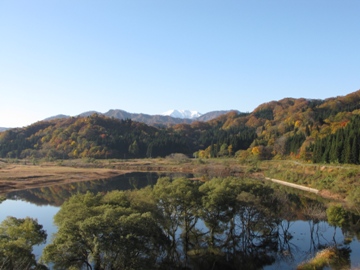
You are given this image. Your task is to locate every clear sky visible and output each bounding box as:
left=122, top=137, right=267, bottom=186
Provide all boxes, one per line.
left=1, top=1, right=360, bottom=127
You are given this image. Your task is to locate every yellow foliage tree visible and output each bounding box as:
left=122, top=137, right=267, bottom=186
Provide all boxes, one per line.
left=252, top=146, right=261, bottom=156
left=294, top=120, right=302, bottom=128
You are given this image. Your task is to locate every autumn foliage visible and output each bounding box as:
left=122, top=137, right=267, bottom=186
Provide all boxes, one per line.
left=1, top=89, right=360, bottom=163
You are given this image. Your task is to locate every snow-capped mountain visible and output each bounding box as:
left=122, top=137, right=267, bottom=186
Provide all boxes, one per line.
left=43, top=109, right=234, bottom=127
left=161, top=110, right=202, bottom=119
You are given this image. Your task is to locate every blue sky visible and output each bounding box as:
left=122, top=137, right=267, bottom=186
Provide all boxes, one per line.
left=1, top=1, right=359, bottom=127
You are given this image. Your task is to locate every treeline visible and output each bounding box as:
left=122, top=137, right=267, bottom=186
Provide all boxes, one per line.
left=0, top=113, right=256, bottom=159
left=312, top=115, right=360, bottom=164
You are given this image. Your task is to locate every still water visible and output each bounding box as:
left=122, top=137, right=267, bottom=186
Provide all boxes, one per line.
left=1, top=173, right=360, bottom=269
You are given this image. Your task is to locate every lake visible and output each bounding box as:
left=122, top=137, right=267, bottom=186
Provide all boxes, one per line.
left=1, top=172, right=360, bottom=269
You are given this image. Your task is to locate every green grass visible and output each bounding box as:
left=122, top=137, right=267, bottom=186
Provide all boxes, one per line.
left=262, top=160, right=360, bottom=199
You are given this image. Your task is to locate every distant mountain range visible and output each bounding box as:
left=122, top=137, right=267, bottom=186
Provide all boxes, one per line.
left=0, top=127, right=8, bottom=132
left=44, top=109, right=237, bottom=127
left=160, top=109, right=202, bottom=119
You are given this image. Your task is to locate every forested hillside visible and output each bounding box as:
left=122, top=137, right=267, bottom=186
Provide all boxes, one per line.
left=242, top=90, right=360, bottom=162
left=1, top=89, right=360, bottom=163
left=312, top=115, right=360, bottom=164
left=0, top=113, right=255, bottom=159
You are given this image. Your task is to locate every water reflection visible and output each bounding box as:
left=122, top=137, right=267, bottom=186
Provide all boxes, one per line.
left=1, top=175, right=360, bottom=269
left=41, top=177, right=360, bottom=269
left=0, top=200, right=58, bottom=261
left=5, top=172, right=192, bottom=206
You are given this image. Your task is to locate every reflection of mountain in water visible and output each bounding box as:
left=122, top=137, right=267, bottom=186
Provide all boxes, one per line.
left=7, top=172, right=193, bottom=206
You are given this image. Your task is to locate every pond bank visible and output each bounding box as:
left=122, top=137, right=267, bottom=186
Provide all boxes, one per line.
left=0, top=158, right=244, bottom=194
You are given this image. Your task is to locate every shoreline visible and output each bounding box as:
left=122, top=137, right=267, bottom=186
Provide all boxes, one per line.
left=0, top=158, right=351, bottom=204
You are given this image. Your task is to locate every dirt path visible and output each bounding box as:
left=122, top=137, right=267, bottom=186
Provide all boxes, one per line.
left=264, top=177, right=319, bottom=194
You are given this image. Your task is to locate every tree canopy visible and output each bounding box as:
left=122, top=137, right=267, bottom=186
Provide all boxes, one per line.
left=0, top=216, right=47, bottom=270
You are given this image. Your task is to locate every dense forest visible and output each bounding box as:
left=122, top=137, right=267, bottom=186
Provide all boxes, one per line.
left=0, top=113, right=256, bottom=160
left=1, top=89, right=360, bottom=164
left=312, top=115, right=360, bottom=164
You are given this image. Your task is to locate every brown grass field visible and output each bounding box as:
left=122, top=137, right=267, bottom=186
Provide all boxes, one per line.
left=0, top=164, right=131, bottom=194
left=0, top=158, right=245, bottom=194
left=0, top=157, right=355, bottom=203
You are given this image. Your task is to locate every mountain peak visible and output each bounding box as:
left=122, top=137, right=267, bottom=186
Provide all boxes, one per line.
left=160, top=109, right=202, bottom=119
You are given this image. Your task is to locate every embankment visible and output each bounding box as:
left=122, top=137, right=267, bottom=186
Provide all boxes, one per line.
left=264, top=177, right=319, bottom=194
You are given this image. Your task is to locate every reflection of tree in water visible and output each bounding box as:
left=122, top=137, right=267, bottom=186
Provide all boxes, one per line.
left=129, top=176, right=139, bottom=189
left=32, top=177, right=357, bottom=269
left=303, top=202, right=328, bottom=255
left=268, top=191, right=300, bottom=264
left=6, top=172, right=162, bottom=206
